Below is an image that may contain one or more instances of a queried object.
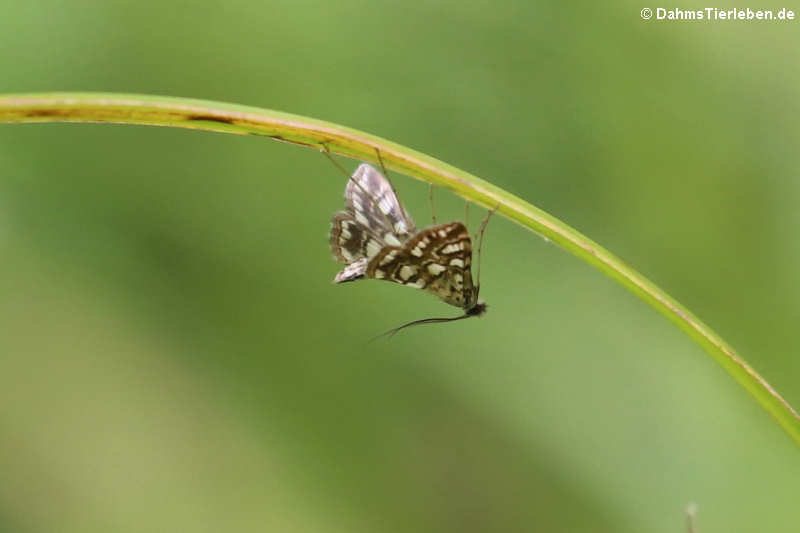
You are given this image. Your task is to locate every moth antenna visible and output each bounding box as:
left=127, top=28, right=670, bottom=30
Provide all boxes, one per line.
left=465, top=200, right=470, bottom=229
left=369, top=314, right=474, bottom=342
left=322, top=147, right=396, bottom=232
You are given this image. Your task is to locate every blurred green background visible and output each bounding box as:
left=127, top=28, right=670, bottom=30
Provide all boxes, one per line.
left=1, top=1, right=799, bottom=532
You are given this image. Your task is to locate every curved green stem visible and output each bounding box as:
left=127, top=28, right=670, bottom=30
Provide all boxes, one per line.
left=2, top=92, right=798, bottom=444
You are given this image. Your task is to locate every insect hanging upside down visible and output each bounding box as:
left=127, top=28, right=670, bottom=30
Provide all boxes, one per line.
left=329, top=162, right=492, bottom=334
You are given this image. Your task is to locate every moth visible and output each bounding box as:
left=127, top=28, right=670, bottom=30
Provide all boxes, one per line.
left=329, top=163, right=490, bottom=334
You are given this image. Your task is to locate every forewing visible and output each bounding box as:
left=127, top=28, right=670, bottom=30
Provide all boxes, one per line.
left=365, top=222, right=476, bottom=309
left=344, top=164, right=416, bottom=241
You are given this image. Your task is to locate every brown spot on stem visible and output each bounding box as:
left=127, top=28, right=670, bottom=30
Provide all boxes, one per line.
left=25, top=109, right=62, bottom=117
left=187, top=114, right=235, bottom=125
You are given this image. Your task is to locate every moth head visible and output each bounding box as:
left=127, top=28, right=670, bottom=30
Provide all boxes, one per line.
left=466, top=300, right=488, bottom=318
left=466, top=284, right=485, bottom=313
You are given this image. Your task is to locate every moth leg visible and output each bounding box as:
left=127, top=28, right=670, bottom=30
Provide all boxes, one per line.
left=474, top=205, right=498, bottom=296
left=374, top=147, right=400, bottom=197
left=429, top=184, right=437, bottom=225
left=321, top=146, right=351, bottom=180
left=373, top=147, right=413, bottom=230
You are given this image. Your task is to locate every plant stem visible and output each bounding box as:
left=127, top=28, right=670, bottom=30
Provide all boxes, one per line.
left=2, top=92, right=798, bottom=445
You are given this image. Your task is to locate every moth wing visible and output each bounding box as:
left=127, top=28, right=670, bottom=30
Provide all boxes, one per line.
left=344, top=164, right=416, bottom=241
left=332, top=257, right=368, bottom=284
left=365, top=222, right=476, bottom=309
left=329, top=211, right=389, bottom=265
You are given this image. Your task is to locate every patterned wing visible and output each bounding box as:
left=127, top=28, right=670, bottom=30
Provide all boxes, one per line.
left=365, top=222, right=478, bottom=310
left=333, top=257, right=367, bottom=283
left=330, top=211, right=386, bottom=265
left=344, top=164, right=416, bottom=241
left=330, top=163, right=417, bottom=283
